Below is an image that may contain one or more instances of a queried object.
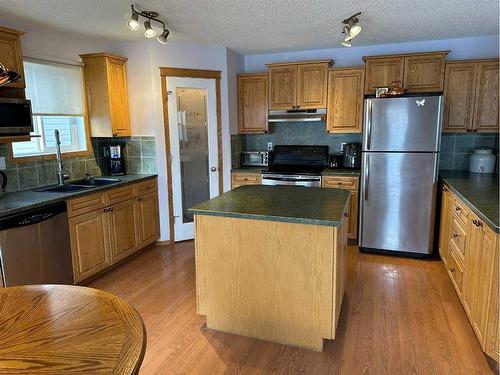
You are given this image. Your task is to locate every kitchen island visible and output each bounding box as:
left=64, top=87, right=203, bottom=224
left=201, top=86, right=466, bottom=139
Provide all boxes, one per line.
left=189, top=185, right=350, bottom=351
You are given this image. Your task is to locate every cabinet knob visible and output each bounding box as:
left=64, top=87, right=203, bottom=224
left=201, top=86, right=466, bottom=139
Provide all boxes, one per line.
left=452, top=233, right=458, bottom=238
left=344, top=212, right=349, bottom=217
left=138, top=197, right=143, bottom=201
left=455, top=206, right=461, bottom=211
left=442, top=187, right=448, bottom=192
left=450, top=268, right=455, bottom=273
left=472, top=129, right=478, bottom=133
left=112, top=132, right=118, bottom=137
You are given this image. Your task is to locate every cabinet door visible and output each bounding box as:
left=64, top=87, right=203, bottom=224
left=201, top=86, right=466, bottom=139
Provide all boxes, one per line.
left=296, top=63, right=328, bottom=109
left=443, top=62, right=477, bottom=133
left=108, top=198, right=140, bottom=264
left=327, top=68, right=364, bottom=133
left=403, top=54, right=446, bottom=93
left=268, top=65, right=297, bottom=109
left=348, top=191, right=359, bottom=240
left=473, top=61, right=499, bottom=133
left=237, top=74, right=268, bottom=134
left=136, top=191, right=161, bottom=247
left=106, top=57, right=131, bottom=137
left=485, top=233, right=499, bottom=361
left=438, top=187, right=452, bottom=265
left=231, top=172, right=261, bottom=189
left=69, top=209, right=111, bottom=283
left=364, top=57, right=404, bottom=94
left=462, top=213, right=483, bottom=319
left=0, top=28, right=25, bottom=89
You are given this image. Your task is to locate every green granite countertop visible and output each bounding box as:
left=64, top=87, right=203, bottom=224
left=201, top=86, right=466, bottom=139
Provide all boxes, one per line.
left=0, top=174, right=157, bottom=219
left=440, top=171, right=499, bottom=233
left=189, top=185, right=350, bottom=227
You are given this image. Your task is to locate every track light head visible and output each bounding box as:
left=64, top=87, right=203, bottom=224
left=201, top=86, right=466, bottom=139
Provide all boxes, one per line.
left=157, top=29, right=170, bottom=44
left=340, top=12, right=361, bottom=47
left=127, top=11, right=140, bottom=30
left=144, top=20, right=156, bottom=38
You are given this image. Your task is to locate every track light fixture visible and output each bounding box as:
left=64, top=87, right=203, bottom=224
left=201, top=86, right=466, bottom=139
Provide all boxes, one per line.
left=340, top=12, right=361, bottom=47
left=127, top=5, right=170, bottom=44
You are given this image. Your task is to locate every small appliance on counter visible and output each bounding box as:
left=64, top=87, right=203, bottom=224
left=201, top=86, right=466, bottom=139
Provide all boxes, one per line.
left=469, top=148, right=496, bottom=174
left=342, top=143, right=361, bottom=169
left=329, top=153, right=343, bottom=169
left=241, top=151, right=269, bottom=167
left=109, top=144, right=126, bottom=175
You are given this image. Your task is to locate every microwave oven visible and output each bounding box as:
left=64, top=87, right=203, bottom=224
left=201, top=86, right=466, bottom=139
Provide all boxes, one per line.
left=0, top=98, right=33, bottom=135
left=241, top=151, right=269, bottom=167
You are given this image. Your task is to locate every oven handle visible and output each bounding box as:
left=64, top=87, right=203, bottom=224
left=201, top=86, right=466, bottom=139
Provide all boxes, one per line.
left=262, top=176, right=320, bottom=182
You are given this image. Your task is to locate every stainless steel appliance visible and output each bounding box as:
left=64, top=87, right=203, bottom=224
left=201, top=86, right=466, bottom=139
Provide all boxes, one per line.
left=261, top=145, right=328, bottom=187
left=241, top=151, right=269, bottom=167
left=342, top=143, right=361, bottom=169
left=268, top=108, right=326, bottom=123
left=0, top=202, right=74, bottom=287
left=0, top=98, right=33, bottom=135
left=359, top=95, right=443, bottom=255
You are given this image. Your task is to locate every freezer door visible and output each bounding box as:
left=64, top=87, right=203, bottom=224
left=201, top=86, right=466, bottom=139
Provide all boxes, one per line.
left=359, top=152, right=438, bottom=254
left=363, top=96, right=443, bottom=152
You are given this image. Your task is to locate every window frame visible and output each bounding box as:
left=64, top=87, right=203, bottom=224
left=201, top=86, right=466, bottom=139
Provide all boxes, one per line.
left=9, top=59, right=93, bottom=164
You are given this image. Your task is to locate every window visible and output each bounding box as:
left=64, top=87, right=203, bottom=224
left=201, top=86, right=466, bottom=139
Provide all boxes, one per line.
left=12, top=59, right=88, bottom=158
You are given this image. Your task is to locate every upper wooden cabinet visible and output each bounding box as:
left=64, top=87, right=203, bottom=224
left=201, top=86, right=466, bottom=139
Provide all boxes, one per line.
left=443, top=59, right=499, bottom=133
left=80, top=53, right=131, bottom=137
left=237, top=73, right=268, bottom=134
left=363, top=52, right=448, bottom=94
left=326, top=67, right=365, bottom=133
left=0, top=26, right=25, bottom=99
left=267, top=60, right=331, bottom=110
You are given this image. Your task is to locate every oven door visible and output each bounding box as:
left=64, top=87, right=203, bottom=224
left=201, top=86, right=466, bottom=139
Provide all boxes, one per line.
left=0, top=99, right=34, bottom=135
left=262, top=174, right=322, bottom=187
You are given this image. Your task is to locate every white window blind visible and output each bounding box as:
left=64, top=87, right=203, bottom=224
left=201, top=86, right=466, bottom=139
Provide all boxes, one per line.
left=12, top=59, right=87, bottom=157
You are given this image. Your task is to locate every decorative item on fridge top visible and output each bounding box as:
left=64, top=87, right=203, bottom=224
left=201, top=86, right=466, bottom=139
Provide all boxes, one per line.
left=0, top=62, right=21, bottom=87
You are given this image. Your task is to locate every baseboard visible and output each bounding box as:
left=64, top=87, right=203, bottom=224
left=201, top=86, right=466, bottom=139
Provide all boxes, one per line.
left=155, top=239, right=171, bottom=246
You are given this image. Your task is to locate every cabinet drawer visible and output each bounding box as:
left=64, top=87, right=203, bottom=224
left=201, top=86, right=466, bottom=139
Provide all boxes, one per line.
left=135, top=179, right=158, bottom=195
left=448, top=250, right=464, bottom=293
left=322, top=176, right=359, bottom=190
left=67, top=192, right=106, bottom=218
left=452, top=197, right=470, bottom=224
left=231, top=173, right=261, bottom=185
left=106, top=185, right=135, bottom=205
left=450, top=216, right=468, bottom=260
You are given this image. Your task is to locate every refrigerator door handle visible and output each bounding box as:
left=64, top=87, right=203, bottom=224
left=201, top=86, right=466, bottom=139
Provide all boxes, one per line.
left=366, top=100, right=373, bottom=150
left=364, top=154, right=370, bottom=201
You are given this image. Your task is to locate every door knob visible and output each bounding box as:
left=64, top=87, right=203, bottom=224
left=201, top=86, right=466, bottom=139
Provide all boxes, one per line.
left=210, top=167, right=217, bottom=172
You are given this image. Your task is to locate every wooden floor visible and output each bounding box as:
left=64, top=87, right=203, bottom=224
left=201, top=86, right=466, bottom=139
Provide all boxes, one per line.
left=89, top=241, right=497, bottom=374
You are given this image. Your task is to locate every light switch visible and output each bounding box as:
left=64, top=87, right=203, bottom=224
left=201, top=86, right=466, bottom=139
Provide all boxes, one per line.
left=0, top=157, right=6, bottom=170
left=267, top=142, right=273, bottom=151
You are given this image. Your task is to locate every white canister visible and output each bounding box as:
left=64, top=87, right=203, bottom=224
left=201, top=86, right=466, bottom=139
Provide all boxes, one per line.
left=469, top=148, right=496, bottom=174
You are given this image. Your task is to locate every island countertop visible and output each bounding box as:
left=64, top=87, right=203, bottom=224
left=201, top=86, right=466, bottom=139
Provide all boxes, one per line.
left=440, top=171, right=499, bottom=232
left=189, top=185, right=350, bottom=227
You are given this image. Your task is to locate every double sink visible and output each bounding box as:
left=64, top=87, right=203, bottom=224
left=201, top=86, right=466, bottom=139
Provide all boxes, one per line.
left=36, top=177, right=121, bottom=193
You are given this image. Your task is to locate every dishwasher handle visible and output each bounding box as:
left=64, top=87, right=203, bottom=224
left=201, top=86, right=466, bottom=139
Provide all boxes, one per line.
left=0, top=202, right=67, bottom=231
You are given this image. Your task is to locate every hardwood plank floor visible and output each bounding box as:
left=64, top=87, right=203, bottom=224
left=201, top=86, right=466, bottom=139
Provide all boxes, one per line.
left=88, top=242, right=497, bottom=374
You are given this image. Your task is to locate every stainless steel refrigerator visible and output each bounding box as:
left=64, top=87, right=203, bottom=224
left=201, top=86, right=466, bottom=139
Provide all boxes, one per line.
left=359, top=95, right=443, bottom=255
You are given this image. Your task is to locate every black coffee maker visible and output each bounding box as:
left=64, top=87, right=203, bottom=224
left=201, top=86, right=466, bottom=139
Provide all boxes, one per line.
left=109, top=144, right=126, bottom=175
left=342, top=143, right=361, bottom=169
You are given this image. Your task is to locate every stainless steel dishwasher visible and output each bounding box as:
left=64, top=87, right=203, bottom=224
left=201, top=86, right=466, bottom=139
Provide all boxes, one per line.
left=0, top=202, right=74, bottom=287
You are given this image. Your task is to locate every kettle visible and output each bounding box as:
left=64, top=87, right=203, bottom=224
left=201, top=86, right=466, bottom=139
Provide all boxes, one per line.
left=0, top=171, right=7, bottom=196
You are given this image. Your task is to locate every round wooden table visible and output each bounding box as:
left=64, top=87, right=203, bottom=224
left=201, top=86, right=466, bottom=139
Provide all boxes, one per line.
left=0, top=285, right=146, bottom=374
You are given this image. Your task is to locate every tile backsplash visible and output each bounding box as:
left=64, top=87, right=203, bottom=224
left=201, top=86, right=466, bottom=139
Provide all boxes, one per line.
left=2, top=136, right=157, bottom=193
left=440, top=133, right=499, bottom=171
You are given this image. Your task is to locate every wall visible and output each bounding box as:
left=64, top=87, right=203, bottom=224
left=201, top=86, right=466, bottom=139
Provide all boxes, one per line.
left=440, top=133, right=499, bottom=171
left=226, top=48, right=245, bottom=134
left=244, top=35, right=500, bottom=71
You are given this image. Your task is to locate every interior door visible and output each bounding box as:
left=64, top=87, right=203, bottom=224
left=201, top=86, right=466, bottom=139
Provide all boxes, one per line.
left=167, top=77, right=219, bottom=241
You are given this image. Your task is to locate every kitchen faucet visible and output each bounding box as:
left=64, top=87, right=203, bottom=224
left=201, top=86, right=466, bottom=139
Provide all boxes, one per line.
left=55, top=130, right=69, bottom=185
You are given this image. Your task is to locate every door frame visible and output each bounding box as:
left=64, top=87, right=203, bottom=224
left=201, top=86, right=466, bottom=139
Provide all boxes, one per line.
left=160, top=67, right=223, bottom=242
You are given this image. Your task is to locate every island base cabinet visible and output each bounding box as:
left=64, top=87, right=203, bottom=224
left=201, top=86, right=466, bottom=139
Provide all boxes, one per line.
left=195, top=214, right=347, bottom=351
left=69, top=209, right=112, bottom=283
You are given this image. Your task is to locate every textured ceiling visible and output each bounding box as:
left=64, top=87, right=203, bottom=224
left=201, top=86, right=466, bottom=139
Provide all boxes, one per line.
left=0, top=0, right=498, bottom=54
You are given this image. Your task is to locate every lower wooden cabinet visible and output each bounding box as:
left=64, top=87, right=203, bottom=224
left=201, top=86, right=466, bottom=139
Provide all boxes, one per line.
left=231, top=172, right=262, bottom=189
left=68, top=178, right=160, bottom=283
left=439, top=185, right=499, bottom=362
left=322, top=176, right=359, bottom=240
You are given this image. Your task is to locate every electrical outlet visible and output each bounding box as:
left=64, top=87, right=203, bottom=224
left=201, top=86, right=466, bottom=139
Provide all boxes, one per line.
left=0, top=157, right=6, bottom=170
left=340, top=142, right=346, bottom=152
left=267, top=142, right=273, bottom=151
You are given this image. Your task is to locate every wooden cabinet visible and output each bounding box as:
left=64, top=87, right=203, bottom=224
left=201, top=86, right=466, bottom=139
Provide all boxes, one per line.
left=80, top=53, right=131, bottom=137
left=267, top=60, right=331, bottom=110
left=67, top=178, right=160, bottom=283
left=69, top=209, right=111, bottom=283
left=443, top=59, right=499, bottom=133
left=237, top=73, right=268, bottom=134
left=136, top=191, right=161, bottom=247
left=326, top=67, right=365, bottom=133
left=439, top=185, right=499, bottom=362
left=322, top=176, right=359, bottom=240
left=0, top=26, right=25, bottom=90
left=363, top=52, right=448, bottom=95
left=231, top=171, right=261, bottom=189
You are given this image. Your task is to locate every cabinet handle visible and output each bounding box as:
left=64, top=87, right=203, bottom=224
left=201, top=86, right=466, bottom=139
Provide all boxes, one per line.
left=138, top=197, right=143, bottom=201
left=344, top=212, right=349, bottom=217
left=452, top=233, right=458, bottom=238
left=450, top=268, right=455, bottom=273
left=472, top=129, right=478, bottom=133
left=112, top=132, right=118, bottom=137
left=108, top=207, right=113, bottom=212
left=455, top=206, right=461, bottom=211
left=103, top=208, right=108, bottom=213
left=442, top=186, right=448, bottom=192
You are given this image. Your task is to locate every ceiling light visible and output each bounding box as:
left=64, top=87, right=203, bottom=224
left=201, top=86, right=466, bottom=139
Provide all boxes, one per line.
left=341, top=40, right=351, bottom=47
left=340, top=12, right=362, bottom=47
left=127, top=12, right=140, bottom=30
left=144, top=21, right=156, bottom=38
left=157, top=29, right=170, bottom=44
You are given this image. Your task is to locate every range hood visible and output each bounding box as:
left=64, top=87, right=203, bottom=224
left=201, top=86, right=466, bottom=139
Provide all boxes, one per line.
left=268, top=108, right=326, bottom=123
